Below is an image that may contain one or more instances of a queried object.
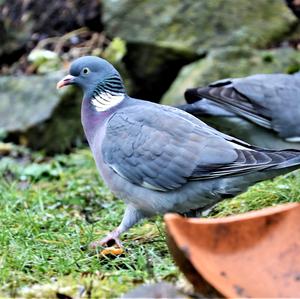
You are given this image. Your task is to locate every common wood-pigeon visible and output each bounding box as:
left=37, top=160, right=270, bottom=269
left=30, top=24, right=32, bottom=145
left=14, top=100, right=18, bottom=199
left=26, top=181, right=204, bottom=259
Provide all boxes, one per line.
left=57, top=57, right=300, bottom=247
left=180, top=73, right=300, bottom=150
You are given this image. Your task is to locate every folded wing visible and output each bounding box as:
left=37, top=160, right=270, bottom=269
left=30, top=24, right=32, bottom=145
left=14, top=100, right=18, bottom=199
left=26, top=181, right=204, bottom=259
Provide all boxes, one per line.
left=184, top=74, right=300, bottom=139
left=102, top=104, right=285, bottom=192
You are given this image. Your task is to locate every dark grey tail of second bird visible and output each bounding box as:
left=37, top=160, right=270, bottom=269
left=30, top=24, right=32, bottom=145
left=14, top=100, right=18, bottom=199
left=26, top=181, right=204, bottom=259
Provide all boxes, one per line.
left=261, top=148, right=300, bottom=171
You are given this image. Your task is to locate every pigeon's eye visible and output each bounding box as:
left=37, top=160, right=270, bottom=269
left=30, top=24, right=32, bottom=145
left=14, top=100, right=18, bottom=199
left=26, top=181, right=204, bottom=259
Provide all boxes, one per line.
left=82, top=67, right=90, bottom=75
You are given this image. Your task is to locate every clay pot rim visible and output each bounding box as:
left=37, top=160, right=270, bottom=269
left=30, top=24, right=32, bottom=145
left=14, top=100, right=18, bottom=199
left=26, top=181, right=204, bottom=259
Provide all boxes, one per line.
left=164, top=202, right=299, bottom=224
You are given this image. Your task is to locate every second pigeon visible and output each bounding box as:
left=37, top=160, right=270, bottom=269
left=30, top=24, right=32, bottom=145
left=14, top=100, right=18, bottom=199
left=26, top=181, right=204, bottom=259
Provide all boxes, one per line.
left=180, top=73, right=300, bottom=150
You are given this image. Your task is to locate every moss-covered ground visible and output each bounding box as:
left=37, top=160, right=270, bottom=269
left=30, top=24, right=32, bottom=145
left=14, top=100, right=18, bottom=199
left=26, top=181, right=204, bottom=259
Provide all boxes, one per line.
left=1, top=144, right=300, bottom=298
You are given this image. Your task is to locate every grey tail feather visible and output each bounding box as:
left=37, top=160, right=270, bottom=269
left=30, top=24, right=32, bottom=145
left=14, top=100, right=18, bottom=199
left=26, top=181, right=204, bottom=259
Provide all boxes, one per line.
left=262, top=148, right=300, bottom=170
left=184, top=88, right=203, bottom=104
left=191, top=85, right=272, bottom=129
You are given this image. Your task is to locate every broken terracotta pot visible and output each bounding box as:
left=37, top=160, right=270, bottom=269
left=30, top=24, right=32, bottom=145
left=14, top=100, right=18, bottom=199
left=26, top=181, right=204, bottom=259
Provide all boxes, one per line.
left=165, top=203, right=300, bottom=298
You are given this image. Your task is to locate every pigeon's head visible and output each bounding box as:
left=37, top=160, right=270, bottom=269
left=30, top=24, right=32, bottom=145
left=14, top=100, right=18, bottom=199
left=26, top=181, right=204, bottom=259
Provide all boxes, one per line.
left=57, top=56, right=122, bottom=96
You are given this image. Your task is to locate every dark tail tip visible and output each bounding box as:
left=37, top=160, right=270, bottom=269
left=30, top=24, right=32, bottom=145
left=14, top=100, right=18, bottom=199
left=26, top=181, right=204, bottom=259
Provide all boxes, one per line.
left=184, top=88, right=203, bottom=104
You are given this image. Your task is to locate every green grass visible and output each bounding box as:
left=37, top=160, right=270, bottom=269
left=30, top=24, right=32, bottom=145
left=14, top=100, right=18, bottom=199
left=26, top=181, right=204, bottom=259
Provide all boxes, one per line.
left=0, top=144, right=300, bottom=297
left=0, top=146, right=178, bottom=298
left=212, top=171, right=300, bottom=217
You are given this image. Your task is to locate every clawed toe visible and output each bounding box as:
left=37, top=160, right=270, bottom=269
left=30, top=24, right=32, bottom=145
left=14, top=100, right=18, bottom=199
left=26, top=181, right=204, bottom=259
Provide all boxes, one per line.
left=89, top=238, right=123, bottom=249
left=89, top=230, right=123, bottom=249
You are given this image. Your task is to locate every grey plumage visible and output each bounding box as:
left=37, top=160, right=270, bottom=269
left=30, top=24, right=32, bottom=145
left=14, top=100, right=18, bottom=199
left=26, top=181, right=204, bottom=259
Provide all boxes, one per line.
left=181, top=73, right=300, bottom=149
left=57, top=58, right=300, bottom=247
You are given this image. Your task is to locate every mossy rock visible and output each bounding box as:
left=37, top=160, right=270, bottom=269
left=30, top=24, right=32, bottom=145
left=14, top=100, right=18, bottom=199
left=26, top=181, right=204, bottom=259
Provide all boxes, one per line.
left=0, top=72, right=84, bottom=153
left=103, top=0, right=297, bottom=54
left=161, top=47, right=300, bottom=106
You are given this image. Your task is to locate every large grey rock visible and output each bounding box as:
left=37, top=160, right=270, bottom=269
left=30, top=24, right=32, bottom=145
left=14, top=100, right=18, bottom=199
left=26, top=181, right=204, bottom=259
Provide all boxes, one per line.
left=103, top=0, right=297, bottom=54
left=0, top=72, right=83, bottom=153
left=162, top=47, right=300, bottom=106
left=122, top=282, right=185, bottom=299
left=103, top=0, right=297, bottom=101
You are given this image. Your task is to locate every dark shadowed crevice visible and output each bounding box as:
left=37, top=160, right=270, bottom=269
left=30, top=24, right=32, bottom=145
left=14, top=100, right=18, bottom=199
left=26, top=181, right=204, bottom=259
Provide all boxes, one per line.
left=123, top=42, right=204, bottom=102
left=286, top=0, right=300, bottom=19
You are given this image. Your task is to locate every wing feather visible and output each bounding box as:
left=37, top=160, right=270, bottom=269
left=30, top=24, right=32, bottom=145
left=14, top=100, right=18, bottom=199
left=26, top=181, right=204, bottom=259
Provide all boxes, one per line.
left=184, top=73, right=300, bottom=138
left=102, top=103, right=279, bottom=191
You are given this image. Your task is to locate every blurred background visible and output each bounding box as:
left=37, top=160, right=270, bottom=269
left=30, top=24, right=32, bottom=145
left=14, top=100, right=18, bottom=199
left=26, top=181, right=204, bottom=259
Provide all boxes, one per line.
left=1, top=0, right=300, bottom=154
left=1, top=1, right=300, bottom=297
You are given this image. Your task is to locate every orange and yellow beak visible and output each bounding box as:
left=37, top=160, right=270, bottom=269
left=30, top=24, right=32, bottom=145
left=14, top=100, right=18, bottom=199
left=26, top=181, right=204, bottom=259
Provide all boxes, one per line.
left=56, top=74, right=75, bottom=89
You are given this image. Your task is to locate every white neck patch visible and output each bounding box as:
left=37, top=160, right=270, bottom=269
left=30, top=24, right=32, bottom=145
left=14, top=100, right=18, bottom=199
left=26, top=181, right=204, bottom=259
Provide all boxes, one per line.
left=91, top=92, right=125, bottom=112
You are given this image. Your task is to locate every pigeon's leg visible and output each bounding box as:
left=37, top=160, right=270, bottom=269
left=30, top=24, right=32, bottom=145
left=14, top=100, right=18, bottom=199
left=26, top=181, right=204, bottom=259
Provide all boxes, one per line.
left=89, top=205, right=145, bottom=248
left=182, top=203, right=218, bottom=218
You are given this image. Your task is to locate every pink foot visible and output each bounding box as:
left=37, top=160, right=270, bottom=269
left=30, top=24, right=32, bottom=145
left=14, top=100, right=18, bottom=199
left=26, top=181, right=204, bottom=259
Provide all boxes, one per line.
left=89, top=230, right=123, bottom=249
